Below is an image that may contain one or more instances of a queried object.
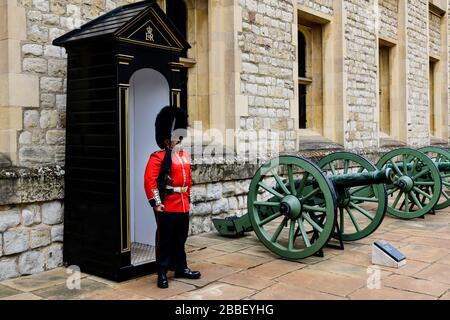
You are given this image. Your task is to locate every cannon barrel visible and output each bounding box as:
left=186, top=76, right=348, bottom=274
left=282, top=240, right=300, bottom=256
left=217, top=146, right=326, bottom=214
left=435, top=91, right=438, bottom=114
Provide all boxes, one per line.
left=328, top=168, right=396, bottom=189
left=386, top=161, right=450, bottom=173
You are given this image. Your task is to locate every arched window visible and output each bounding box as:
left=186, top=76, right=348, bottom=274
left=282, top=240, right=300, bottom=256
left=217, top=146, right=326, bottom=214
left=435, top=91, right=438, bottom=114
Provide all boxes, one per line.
left=298, top=30, right=307, bottom=129
left=166, top=0, right=188, bottom=113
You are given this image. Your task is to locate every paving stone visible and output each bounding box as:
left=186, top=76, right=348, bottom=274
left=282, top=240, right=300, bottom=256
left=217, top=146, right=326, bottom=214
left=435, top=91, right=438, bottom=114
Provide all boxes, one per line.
left=383, top=274, right=449, bottom=297
left=400, top=244, right=450, bottom=263
left=331, top=250, right=372, bottom=267
left=415, top=263, right=450, bottom=285
left=440, top=291, right=450, bottom=300
left=206, top=252, right=271, bottom=270
left=0, top=292, right=42, bottom=300
left=239, top=245, right=280, bottom=260
left=186, top=235, right=225, bottom=248
left=277, top=268, right=365, bottom=297
left=348, top=287, right=436, bottom=300
left=247, top=259, right=304, bottom=279
left=172, top=262, right=241, bottom=287
left=78, top=287, right=153, bottom=300
left=2, top=268, right=84, bottom=292
left=118, top=275, right=195, bottom=300
left=210, top=241, right=255, bottom=253
left=377, top=259, right=430, bottom=276
left=0, top=284, right=22, bottom=299
left=186, top=248, right=228, bottom=262
left=219, top=270, right=275, bottom=290
left=312, top=260, right=392, bottom=279
left=406, top=236, right=450, bottom=249
left=171, top=282, right=255, bottom=300
left=32, top=278, right=107, bottom=300
left=250, top=282, right=343, bottom=300
left=438, top=254, right=450, bottom=265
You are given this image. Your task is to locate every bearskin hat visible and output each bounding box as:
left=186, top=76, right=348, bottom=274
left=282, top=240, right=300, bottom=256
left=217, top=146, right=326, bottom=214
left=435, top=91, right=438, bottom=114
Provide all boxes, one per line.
left=155, top=106, right=188, bottom=149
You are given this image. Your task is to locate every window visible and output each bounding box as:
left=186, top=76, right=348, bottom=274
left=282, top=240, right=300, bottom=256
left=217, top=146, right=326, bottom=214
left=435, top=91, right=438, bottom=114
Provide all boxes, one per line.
left=297, top=24, right=322, bottom=133
left=429, top=59, right=437, bottom=136
left=379, top=44, right=391, bottom=136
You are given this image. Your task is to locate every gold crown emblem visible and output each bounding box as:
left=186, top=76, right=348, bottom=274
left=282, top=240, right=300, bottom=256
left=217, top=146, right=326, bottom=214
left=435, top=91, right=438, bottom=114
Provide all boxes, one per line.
left=146, top=26, right=153, bottom=34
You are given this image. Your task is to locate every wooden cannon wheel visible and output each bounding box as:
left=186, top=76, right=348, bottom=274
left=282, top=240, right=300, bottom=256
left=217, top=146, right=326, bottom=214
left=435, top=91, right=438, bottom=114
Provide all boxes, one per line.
left=376, top=148, right=442, bottom=219
left=247, top=155, right=337, bottom=260
left=318, top=152, right=387, bottom=241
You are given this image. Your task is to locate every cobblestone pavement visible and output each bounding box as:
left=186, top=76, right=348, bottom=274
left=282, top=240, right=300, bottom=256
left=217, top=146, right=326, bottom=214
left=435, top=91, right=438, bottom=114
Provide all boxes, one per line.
left=1, top=210, right=450, bottom=300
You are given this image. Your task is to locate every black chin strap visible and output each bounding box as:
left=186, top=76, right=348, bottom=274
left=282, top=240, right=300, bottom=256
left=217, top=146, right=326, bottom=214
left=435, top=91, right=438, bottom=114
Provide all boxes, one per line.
left=156, top=147, right=172, bottom=199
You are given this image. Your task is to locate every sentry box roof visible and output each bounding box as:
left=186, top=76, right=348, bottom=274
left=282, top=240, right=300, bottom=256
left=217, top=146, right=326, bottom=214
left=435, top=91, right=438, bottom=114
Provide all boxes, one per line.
left=53, top=0, right=190, bottom=52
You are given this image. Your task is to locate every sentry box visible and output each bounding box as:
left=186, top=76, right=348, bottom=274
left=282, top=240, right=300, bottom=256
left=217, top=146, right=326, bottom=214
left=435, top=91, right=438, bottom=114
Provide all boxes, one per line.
left=53, top=0, right=190, bottom=281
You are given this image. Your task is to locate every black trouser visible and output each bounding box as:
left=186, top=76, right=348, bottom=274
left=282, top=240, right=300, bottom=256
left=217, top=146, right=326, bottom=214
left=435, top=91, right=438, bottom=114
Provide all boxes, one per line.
left=154, top=211, right=189, bottom=274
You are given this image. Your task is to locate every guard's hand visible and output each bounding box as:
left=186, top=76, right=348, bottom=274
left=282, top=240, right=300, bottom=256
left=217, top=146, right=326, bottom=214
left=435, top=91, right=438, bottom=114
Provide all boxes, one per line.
left=155, top=205, right=165, bottom=212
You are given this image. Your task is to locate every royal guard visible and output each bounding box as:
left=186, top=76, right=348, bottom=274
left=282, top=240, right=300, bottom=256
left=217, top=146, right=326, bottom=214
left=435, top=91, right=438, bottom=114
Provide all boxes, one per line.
left=144, top=105, right=201, bottom=289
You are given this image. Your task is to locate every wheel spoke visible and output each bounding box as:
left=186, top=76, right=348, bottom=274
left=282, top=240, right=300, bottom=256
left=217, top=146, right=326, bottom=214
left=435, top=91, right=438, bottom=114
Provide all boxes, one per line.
left=270, top=218, right=286, bottom=243
left=389, top=160, right=403, bottom=176
left=302, top=213, right=324, bottom=232
left=415, top=181, right=435, bottom=186
left=258, top=211, right=283, bottom=226
left=258, top=181, right=283, bottom=199
left=392, top=190, right=403, bottom=209
left=302, top=187, right=320, bottom=201
left=344, top=160, right=350, bottom=174
left=404, top=193, right=410, bottom=212
left=345, top=207, right=361, bottom=232
left=329, top=163, right=337, bottom=175
left=287, top=165, right=296, bottom=195
left=442, top=190, right=450, bottom=200
left=297, top=218, right=311, bottom=247
left=288, top=220, right=296, bottom=250
left=271, top=168, right=291, bottom=195
left=402, top=156, right=409, bottom=175
left=350, top=185, right=369, bottom=195
left=409, top=191, right=423, bottom=209
left=412, top=187, right=432, bottom=200
left=442, top=181, right=450, bottom=187
left=303, top=204, right=327, bottom=213
left=297, top=172, right=310, bottom=196
left=350, top=196, right=378, bottom=203
left=387, top=187, right=399, bottom=196
left=411, top=168, right=431, bottom=180
left=349, top=202, right=375, bottom=220
left=254, top=201, right=280, bottom=207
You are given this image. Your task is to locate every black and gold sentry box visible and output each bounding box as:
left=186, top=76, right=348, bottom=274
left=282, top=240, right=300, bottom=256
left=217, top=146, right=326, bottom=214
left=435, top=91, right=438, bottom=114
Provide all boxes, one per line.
left=53, top=1, right=190, bottom=281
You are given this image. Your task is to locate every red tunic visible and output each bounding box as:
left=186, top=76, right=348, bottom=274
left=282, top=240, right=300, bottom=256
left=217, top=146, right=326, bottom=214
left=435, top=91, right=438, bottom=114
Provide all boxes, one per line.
left=144, top=149, right=192, bottom=213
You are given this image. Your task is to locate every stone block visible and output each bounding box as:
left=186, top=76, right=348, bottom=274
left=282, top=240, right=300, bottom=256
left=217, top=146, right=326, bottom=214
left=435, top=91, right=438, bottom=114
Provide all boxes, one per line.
left=191, top=202, right=212, bottom=216
left=206, top=183, right=222, bottom=201
left=46, top=129, right=65, bottom=145
left=22, top=204, right=41, bottom=226
left=0, top=257, right=19, bottom=281
left=0, top=209, right=20, bottom=232
left=3, top=229, right=29, bottom=255
left=30, top=225, right=51, bottom=249
left=22, top=44, right=43, bottom=56
left=212, top=198, right=229, bottom=215
left=23, top=57, right=47, bottom=73
left=51, top=224, right=63, bottom=242
left=42, top=201, right=63, bottom=225
left=19, top=250, right=45, bottom=275
left=45, top=243, right=63, bottom=269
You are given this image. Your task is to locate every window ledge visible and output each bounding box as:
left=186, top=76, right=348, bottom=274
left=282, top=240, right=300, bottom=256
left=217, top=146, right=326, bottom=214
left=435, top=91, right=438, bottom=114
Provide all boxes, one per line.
left=298, top=130, right=343, bottom=152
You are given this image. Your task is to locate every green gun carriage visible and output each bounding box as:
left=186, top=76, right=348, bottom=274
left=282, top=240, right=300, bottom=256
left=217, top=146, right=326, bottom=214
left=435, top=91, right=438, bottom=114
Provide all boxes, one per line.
left=213, top=147, right=449, bottom=260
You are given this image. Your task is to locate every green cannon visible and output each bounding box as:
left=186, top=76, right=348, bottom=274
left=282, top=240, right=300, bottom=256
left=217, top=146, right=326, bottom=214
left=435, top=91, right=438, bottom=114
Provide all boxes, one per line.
left=213, top=152, right=397, bottom=260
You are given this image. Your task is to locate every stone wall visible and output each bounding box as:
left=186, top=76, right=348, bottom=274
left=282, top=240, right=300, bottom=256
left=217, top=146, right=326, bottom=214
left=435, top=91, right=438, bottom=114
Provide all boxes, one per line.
left=379, top=0, right=399, bottom=40
left=407, top=0, right=429, bottom=146
left=429, top=11, right=442, bottom=57
left=16, top=0, right=139, bottom=167
left=238, top=0, right=296, bottom=153
left=0, top=200, right=63, bottom=280
left=344, top=0, right=378, bottom=149
left=298, top=0, right=334, bottom=15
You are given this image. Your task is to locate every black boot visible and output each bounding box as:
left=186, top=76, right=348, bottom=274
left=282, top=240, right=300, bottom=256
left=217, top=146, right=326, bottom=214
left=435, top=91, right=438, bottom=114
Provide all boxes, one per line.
left=157, top=272, right=169, bottom=289
left=174, top=268, right=201, bottom=279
